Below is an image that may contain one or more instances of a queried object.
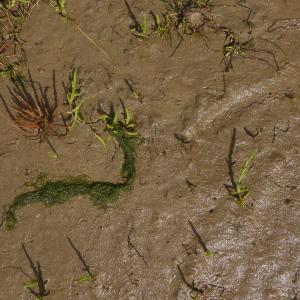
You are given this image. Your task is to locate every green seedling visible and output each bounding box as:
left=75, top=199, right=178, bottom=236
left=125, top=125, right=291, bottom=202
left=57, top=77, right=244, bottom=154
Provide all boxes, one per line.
left=0, top=59, right=24, bottom=83
left=65, top=69, right=85, bottom=131
left=47, top=0, right=68, bottom=18
left=99, top=107, right=137, bottom=138
left=222, top=31, right=254, bottom=71
left=24, top=279, right=46, bottom=299
left=230, top=150, right=257, bottom=206
left=1, top=0, right=16, bottom=9
left=152, top=14, right=172, bottom=38
left=74, top=274, right=94, bottom=284
left=124, top=79, right=141, bottom=100
left=95, top=105, right=137, bottom=150
left=24, top=279, right=39, bottom=289
left=131, top=14, right=149, bottom=39
left=55, top=0, right=67, bottom=18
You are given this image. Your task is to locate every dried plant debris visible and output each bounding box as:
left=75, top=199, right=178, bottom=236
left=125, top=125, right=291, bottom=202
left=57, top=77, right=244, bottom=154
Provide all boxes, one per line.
left=0, top=70, right=64, bottom=141
left=0, top=0, right=38, bottom=81
left=125, top=1, right=282, bottom=70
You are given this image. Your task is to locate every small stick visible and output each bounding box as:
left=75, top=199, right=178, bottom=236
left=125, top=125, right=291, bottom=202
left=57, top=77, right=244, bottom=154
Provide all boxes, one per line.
left=127, top=223, right=147, bottom=265
left=243, top=127, right=259, bottom=138
left=72, top=21, right=111, bottom=61
left=177, top=264, right=204, bottom=293
left=188, top=220, right=209, bottom=253
left=67, top=237, right=93, bottom=277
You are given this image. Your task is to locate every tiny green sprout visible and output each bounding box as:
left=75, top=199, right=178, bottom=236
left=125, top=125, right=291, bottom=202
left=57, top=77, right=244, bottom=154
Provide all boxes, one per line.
left=47, top=151, right=58, bottom=159
left=132, top=90, right=140, bottom=99
left=153, top=14, right=172, bottom=38
left=131, top=14, right=149, bottom=39
left=230, top=150, right=257, bottom=206
left=74, top=274, right=94, bottom=284
left=95, top=132, right=107, bottom=148
left=1, top=0, right=16, bottom=9
left=55, top=0, right=68, bottom=19
left=24, top=279, right=39, bottom=289
left=204, top=250, right=214, bottom=257
left=24, top=280, right=45, bottom=299
left=0, top=61, right=24, bottom=83
left=124, top=79, right=141, bottom=99
left=66, top=69, right=80, bottom=104
left=65, top=69, right=85, bottom=131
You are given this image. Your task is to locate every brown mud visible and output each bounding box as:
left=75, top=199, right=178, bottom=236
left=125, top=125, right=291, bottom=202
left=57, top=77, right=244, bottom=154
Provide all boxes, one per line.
left=0, top=0, right=300, bottom=299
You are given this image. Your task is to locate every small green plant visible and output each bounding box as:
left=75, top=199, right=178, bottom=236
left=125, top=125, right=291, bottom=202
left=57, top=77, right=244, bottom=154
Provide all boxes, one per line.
left=100, top=109, right=137, bottom=136
left=55, top=0, right=67, bottom=18
left=152, top=13, right=172, bottom=39
left=65, top=69, right=85, bottom=131
left=1, top=0, right=16, bottom=9
left=131, top=14, right=149, bottom=39
left=96, top=105, right=137, bottom=147
left=229, top=150, right=257, bottom=206
left=222, top=31, right=254, bottom=72
left=74, top=274, right=94, bottom=284
left=0, top=59, right=24, bottom=83
left=47, top=0, right=68, bottom=19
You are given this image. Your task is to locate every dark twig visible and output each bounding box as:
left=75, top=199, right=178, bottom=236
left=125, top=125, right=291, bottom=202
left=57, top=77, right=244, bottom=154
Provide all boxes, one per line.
left=67, top=237, right=93, bottom=277
left=124, top=0, right=142, bottom=34
left=177, top=264, right=204, bottom=293
left=243, top=127, right=259, bottom=138
left=225, top=128, right=237, bottom=192
left=127, top=223, right=147, bottom=265
left=188, top=220, right=209, bottom=253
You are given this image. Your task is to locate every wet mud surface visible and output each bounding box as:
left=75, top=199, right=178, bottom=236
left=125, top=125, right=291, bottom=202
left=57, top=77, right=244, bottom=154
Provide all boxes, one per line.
left=0, top=0, right=300, bottom=299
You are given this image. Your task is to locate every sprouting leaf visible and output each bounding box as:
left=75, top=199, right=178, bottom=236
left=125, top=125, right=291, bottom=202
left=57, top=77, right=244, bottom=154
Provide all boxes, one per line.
left=95, top=133, right=106, bottom=148
left=24, top=279, right=38, bottom=289
left=48, top=151, right=58, bottom=159
left=238, top=150, right=257, bottom=184
left=74, top=274, right=93, bottom=284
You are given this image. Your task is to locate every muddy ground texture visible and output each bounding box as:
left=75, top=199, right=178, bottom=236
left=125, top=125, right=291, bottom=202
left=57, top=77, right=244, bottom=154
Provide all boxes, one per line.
left=0, top=0, right=300, bottom=299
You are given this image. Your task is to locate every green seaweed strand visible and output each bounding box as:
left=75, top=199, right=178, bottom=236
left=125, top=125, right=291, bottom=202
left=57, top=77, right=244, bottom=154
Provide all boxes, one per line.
left=4, top=126, right=136, bottom=230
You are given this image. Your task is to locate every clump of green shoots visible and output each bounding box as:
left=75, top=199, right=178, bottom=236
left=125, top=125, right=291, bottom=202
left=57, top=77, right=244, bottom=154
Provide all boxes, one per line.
left=152, top=13, right=172, bottom=39
left=125, top=0, right=214, bottom=43
left=54, top=0, right=67, bottom=18
left=65, top=69, right=85, bottom=131
left=230, top=150, right=257, bottom=206
left=222, top=30, right=254, bottom=72
left=0, top=58, right=24, bottom=83
left=131, top=14, right=149, bottom=39
left=48, top=0, right=68, bottom=19
left=96, top=104, right=137, bottom=147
